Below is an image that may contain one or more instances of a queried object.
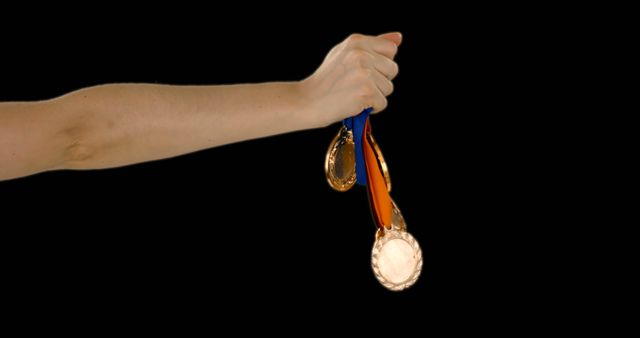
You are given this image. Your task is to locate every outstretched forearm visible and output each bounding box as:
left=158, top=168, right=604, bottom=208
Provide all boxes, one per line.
left=0, top=33, right=401, bottom=181
left=59, top=82, right=310, bottom=170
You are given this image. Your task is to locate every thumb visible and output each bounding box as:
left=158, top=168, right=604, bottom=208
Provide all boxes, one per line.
left=378, top=32, right=402, bottom=46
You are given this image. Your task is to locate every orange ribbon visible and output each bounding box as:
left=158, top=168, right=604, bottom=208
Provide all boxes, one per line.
left=362, top=119, right=392, bottom=230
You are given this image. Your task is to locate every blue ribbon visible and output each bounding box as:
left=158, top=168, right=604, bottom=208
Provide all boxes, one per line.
left=343, top=108, right=373, bottom=186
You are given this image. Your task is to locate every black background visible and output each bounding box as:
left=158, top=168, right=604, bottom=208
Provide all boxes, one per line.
left=0, top=10, right=559, bottom=328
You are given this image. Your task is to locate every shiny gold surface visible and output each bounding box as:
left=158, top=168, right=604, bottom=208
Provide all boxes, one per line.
left=325, top=126, right=356, bottom=192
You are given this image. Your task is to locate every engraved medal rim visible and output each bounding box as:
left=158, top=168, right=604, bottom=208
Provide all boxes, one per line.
left=371, top=229, right=423, bottom=291
left=324, top=126, right=356, bottom=192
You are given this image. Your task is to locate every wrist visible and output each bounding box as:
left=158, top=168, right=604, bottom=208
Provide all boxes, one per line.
left=295, top=78, right=330, bottom=130
left=289, top=80, right=315, bottom=130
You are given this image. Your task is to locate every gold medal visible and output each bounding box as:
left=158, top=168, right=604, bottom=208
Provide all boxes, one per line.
left=325, top=126, right=356, bottom=192
left=372, top=201, right=422, bottom=291
left=326, top=111, right=422, bottom=291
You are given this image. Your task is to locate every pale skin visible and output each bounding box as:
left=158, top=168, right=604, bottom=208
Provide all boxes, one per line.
left=0, top=33, right=402, bottom=181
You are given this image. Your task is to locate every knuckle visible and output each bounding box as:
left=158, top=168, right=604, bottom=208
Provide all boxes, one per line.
left=346, top=33, right=364, bottom=46
left=391, top=62, right=399, bottom=77
left=347, top=49, right=367, bottom=62
left=378, top=97, right=388, bottom=111
left=387, top=81, right=395, bottom=95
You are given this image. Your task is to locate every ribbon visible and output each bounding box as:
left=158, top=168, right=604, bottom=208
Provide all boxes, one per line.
left=363, top=119, right=393, bottom=229
left=343, top=108, right=372, bottom=186
left=344, top=108, right=392, bottom=229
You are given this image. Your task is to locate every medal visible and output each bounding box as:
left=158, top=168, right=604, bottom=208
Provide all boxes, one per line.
left=326, top=108, right=422, bottom=291
left=325, top=126, right=356, bottom=192
left=371, top=200, right=422, bottom=291
left=372, top=227, right=422, bottom=291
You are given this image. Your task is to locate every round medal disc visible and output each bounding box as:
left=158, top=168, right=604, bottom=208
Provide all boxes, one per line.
left=372, top=230, right=422, bottom=291
left=325, top=126, right=356, bottom=192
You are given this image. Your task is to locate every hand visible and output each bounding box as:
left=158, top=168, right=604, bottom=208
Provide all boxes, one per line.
left=300, top=32, right=402, bottom=128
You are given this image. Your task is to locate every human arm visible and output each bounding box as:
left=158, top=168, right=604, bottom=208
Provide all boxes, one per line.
left=0, top=33, right=401, bottom=181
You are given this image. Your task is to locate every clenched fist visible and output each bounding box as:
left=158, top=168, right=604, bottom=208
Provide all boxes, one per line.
left=300, top=32, right=402, bottom=128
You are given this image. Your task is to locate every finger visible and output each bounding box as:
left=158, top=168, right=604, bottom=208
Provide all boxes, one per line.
left=355, top=51, right=398, bottom=80
left=371, top=53, right=399, bottom=80
left=345, top=34, right=399, bottom=59
left=371, top=88, right=389, bottom=114
left=371, top=70, right=394, bottom=96
left=368, top=37, right=398, bottom=59
left=355, top=81, right=387, bottom=115
left=378, top=32, right=403, bottom=47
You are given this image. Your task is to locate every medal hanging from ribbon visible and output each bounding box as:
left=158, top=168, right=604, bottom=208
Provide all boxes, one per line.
left=325, top=108, right=422, bottom=291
